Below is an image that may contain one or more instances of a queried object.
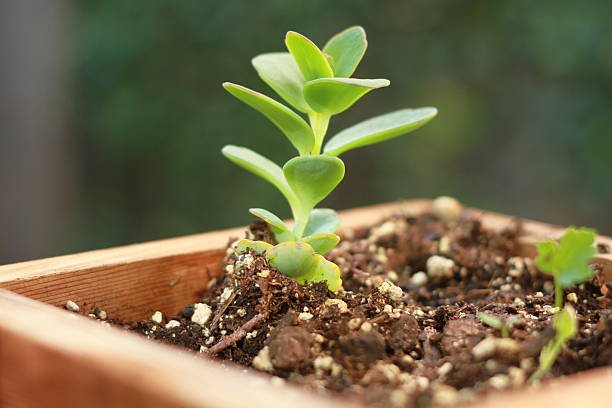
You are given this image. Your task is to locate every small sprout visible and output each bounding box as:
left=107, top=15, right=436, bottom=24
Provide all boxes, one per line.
left=477, top=312, right=522, bottom=338
left=529, top=305, right=577, bottom=383
left=535, top=227, right=597, bottom=308
left=223, top=27, right=437, bottom=290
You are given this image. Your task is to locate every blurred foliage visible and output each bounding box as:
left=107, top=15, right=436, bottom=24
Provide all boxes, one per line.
left=73, top=0, right=612, bottom=252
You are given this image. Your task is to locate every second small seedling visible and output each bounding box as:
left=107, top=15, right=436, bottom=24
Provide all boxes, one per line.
left=535, top=227, right=597, bottom=308
left=477, top=312, right=522, bottom=338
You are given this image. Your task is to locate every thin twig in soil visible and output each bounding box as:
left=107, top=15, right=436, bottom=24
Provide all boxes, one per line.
left=210, top=290, right=238, bottom=332
left=207, top=313, right=265, bottom=354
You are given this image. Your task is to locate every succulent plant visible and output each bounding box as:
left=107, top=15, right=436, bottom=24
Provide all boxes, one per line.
left=223, top=26, right=437, bottom=290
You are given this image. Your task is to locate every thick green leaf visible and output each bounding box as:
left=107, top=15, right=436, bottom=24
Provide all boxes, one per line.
left=235, top=239, right=273, bottom=255
left=222, top=145, right=297, bottom=206
left=252, top=53, right=310, bottom=113
left=265, top=241, right=316, bottom=278
left=535, top=227, right=597, bottom=287
left=304, top=208, right=341, bottom=236
left=249, top=208, right=295, bottom=242
left=324, top=107, right=438, bottom=156
left=283, top=155, right=345, bottom=211
left=304, top=78, right=389, bottom=115
left=323, top=26, right=367, bottom=77
left=302, top=233, right=340, bottom=255
left=223, top=83, right=314, bottom=155
left=285, top=31, right=334, bottom=81
left=297, top=254, right=342, bottom=291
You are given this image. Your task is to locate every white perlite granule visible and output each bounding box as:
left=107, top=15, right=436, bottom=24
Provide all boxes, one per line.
left=65, top=300, right=80, bottom=312
left=151, top=311, right=163, bottom=324
left=411, top=271, right=428, bottom=287
left=426, top=255, right=455, bottom=279
left=299, top=312, right=314, bottom=321
left=378, top=281, right=403, bottom=300
left=191, top=303, right=212, bottom=326
left=252, top=346, right=274, bottom=372
left=431, top=196, right=463, bottom=222
left=324, top=298, right=349, bottom=314
left=165, top=320, right=181, bottom=329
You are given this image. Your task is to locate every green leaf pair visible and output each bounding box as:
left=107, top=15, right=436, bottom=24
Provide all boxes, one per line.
left=222, top=146, right=344, bottom=240
left=535, top=227, right=596, bottom=308
left=221, top=26, right=438, bottom=290
left=248, top=208, right=340, bottom=254
left=235, top=239, right=342, bottom=291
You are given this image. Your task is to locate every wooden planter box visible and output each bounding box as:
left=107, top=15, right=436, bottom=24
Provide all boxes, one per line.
left=0, top=199, right=610, bottom=408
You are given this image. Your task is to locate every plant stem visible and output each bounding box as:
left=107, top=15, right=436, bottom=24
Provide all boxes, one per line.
left=555, top=282, right=563, bottom=309
left=292, top=206, right=311, bottom=240
left=309, top=113, right=330, bottom=154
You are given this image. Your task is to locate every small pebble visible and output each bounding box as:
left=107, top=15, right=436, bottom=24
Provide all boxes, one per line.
left=387, top=270, right=399, bottom=282
left=151, top=311, right=163, bottom=324
left=348, top=318, right=362, bottom=330
left=437, top=362, right=453, bottom=376
left=438, top=236, right=451, bottom=253
left=299, top=312, right=313, bottom=321
left=324, top=299, right=349, bottom=314
left=360, top=322, right=373, bottom=332
left=431, top=196, right=463, bottom=222
left=489, top=374, right=510, bottom=389
left=411, top=271, right=428, bottom=287
left=378, top=281, right=404, bottom=301
left=191, top=303, right=212, bottom=325
left=65, top=300, right=80, bottom=312
left=252, top=346, right=274, bottom=372
left=426, top=255, right=455, bottom=279
left=165, top=320, right=180, bottom=329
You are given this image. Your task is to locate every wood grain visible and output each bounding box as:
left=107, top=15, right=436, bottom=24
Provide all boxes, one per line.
left=0, top=199, right=610, bottom=408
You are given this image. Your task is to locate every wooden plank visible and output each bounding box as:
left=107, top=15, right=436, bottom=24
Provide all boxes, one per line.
left=0, top=289, right=355, bottom=408
left=0, top=291, right=609, bottom=408
left=467, top=366, right=612, bottom=408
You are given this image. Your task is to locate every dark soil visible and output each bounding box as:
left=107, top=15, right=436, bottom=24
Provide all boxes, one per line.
left=86, top=206, right=611, bottom=407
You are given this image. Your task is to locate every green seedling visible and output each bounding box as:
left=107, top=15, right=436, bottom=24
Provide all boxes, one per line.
left=477, top=312, right=523, bottom=338
left=535, top=227, right=597, bottom=308
left=529, top=305, right=577, bottom=383
left=223, top=26, right=437, bottom=290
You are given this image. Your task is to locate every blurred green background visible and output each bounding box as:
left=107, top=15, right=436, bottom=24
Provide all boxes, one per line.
left=1, top=0, right=611, bottom=264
